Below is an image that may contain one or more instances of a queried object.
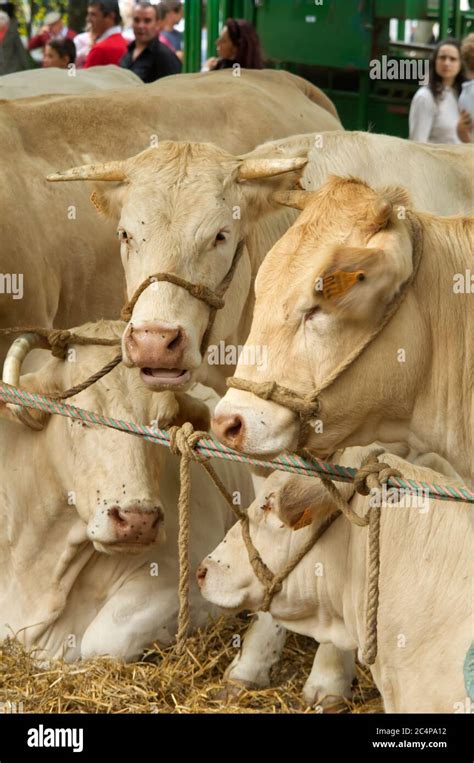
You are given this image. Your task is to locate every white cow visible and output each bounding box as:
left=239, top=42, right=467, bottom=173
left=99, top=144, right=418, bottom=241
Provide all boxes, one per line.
left=0, top=321, right=253, bottom=662
left=199, top=446, right=472, bottom=713
left=0, top=65, right=142, bottom=100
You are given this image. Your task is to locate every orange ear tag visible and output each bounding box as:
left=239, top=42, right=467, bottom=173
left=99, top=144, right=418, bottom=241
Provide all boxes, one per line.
left=292, top=507, right=314, bottom=531
left=322, top=270, right=365, bottom=300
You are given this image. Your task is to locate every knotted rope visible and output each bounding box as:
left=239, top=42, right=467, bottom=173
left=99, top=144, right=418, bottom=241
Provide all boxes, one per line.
left=166, top=421, right=340, bottom=653
left=0, top=327, right=121, bottom=401
left=228, top=212, right=424, bottom=451
left=317, top=449, right=402, bottom=664
left=120, top=241, right=245, bottom=357
left=166, top=424, right=401, bottom=661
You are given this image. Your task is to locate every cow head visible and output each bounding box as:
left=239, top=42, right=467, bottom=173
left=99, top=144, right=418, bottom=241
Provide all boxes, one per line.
left=212, top=176, right=428, bottom=457
left=0, top=323, right=181, bottom=554
left=198, top=470, right=340, bottom=616
left=47, top=142, right=307, bottom=392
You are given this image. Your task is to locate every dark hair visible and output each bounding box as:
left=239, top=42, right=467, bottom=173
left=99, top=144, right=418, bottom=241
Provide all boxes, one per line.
left=47, top=37, right=76, bottom=64
left=161, top=1, right=182, bottom=14
left=429, top=38, right=464, bottom=99
left=88, top=1, right=122, bottom=25
left=225, top=18, right=263, bottom=69
left=134, top=1, right=158, bottom=19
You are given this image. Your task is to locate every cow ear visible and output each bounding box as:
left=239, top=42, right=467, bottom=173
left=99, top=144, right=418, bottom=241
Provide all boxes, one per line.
left=273, top=476, right=321, bottom=528
left=273, top=473, right=354, bottom=529
left=377, top=185, right=412, bottom=211
left=90, top=184, right=128, bottom=221
left=315, top=246, right=387, bottom=311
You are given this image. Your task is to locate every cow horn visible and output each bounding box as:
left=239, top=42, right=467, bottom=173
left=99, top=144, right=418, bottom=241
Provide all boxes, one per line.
left=238, top=157, right=308, bottom=181
left=271, top=190, right=311, bottom=210
left=46, top=160, right=126, bottom=182
left=2, top=333, right=49, bottom=430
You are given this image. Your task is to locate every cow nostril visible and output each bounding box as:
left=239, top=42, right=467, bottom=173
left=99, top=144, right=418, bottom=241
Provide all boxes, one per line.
left=225, top=416, right=242, bottom=441
left=166, top=329, right=182, bottom=352
left=108, top=507, right=127, bottom=525
left=196, top=565, right=207, bottom=581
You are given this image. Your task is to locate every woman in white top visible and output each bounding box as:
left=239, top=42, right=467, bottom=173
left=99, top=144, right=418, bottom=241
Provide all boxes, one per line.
left=409, top=38, right=465, bottom=144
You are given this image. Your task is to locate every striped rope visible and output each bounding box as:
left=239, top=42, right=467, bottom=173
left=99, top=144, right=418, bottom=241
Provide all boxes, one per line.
left=1, top=381, right=472, bottom=504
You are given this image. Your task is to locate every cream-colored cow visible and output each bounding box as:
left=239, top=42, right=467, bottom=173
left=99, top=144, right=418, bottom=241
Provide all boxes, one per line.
left=199, top=447, right=471, bottom=713
left=213, top=176, right=473, bottom=486
left=0, top=322, right=253, bottom=662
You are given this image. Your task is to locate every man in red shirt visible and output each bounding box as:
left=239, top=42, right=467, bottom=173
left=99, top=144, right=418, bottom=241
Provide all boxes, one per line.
left=84, top=0, right=127, bottom=68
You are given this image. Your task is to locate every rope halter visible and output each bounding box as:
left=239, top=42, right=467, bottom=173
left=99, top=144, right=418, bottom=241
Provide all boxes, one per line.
left=121, top=240, right=246, bottom=357
left=227, top=212, right=423, bottom=452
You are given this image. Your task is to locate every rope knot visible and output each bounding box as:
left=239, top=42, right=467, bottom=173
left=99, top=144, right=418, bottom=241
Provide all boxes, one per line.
left=47, top=330, right=72, bottom=359
left=354, top=450, right=402, bottom=496
left=168, top=422, right=209, bottom=462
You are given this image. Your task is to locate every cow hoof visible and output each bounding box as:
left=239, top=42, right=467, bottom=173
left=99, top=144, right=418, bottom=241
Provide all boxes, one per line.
left=302, top=682, right=352, bottom=709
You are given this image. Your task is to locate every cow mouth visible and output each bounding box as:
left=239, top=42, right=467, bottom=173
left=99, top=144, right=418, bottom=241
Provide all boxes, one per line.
left=140, top=368, right=192, bottom=387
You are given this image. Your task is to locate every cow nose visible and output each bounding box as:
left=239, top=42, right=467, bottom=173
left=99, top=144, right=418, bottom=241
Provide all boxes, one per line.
left=108, top=505, right=163, bottom=544
left=125, top=322, right=186, bottom=368
left=196, top=564, right=208, bottom=586
left=211, top=414, right=244, bottom=449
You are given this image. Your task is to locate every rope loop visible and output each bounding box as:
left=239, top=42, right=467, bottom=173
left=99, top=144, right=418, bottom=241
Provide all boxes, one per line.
left=168, top=422, right=210, bottom=463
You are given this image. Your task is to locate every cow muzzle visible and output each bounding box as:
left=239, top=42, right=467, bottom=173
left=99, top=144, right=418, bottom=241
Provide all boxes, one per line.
left=89, top=500, right=164, bottom=553
left=124, top=321, right=192, bottom=389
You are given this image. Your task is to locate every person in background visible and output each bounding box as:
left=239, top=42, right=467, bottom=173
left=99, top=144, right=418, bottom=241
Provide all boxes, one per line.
left=120, top=1, right=181, bottom=82
left=0, top=10, right=33, bottom=74
left=158, top=1, right=183, bottom=62
left=28, top=11, right=76, bottom=53
left=43, top=37, right=76, bottom=69
left=457, top=33, right=474, bottom=143
left=409, top=38, right=465, bottom=143
left=203, top=18, right=263, bottom=71
left=74, top=24, right=96, bottom=69
left=84, top=0, right=127, bottom=67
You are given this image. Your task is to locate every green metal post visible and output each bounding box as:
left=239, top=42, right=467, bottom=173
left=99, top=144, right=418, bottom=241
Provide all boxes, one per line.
left=242, top=0, right=255, bottom=24
left=184, top=0, right=202, bottom=73
left=220, top=0, right=232, bottom=25
left=439, top=0, right=450, bottom=39
left=232, top=0, right=244, bottom=17
left=453, top=0, right=462, bottom=39
left=206, top=0, right=220, bottom=59
left=397, top=20, right=405, bottom=42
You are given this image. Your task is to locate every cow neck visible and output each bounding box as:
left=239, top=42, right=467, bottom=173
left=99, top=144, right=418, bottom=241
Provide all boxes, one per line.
left=121, top=240, right=246, bottom=357
left=227, top=213, right=423, bottom=451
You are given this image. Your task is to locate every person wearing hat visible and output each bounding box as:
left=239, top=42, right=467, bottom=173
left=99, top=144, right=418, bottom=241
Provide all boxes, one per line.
left=28, top=12, right=76, bottom=53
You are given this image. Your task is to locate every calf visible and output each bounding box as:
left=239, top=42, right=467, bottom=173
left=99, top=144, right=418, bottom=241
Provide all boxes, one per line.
left=199, top=447, right=471, bottom=712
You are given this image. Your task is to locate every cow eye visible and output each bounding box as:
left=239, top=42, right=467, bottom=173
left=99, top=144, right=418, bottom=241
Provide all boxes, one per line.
left=215, top=231, right=227, bottom=245
left=305, top=306, right=321, bottom=321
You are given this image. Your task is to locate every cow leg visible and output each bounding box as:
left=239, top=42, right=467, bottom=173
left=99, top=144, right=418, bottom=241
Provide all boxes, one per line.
left=224, top=612, right=287, bottom=689
left=302, top=643, right=356, bottom=707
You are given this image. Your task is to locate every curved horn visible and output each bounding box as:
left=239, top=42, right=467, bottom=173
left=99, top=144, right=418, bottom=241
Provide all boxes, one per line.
left=238, top=157, right=308, bottom=181
left=2, top=333, right=49, bottom=430
left=46, top=160, right=126, bottom=182
left=271, top=190, right=311, bottom=210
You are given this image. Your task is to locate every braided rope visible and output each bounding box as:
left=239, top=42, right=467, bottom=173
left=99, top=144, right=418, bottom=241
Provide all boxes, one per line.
left=0, top=382, right=472, bottom=503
